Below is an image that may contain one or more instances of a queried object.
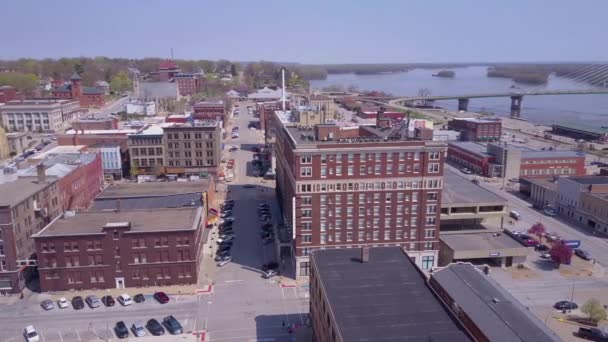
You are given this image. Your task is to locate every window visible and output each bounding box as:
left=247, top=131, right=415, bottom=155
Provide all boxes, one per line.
left=302, top=209, right=312, bottom=218
left=300, top=167, right=312, bottom=177
left=373, top=231, right=380, bottom=240
left=335, top=232, right=342, bottom=242
left=320, top=233, right=327, bottom=244
left=299, top=262, right=310, bottom=277
left=425, top=229, right=435, bottom=238
left=421, top=256, right=434, bottom=270
left=426, top=217, right=436, bottom=225
left=427, top=192, right=438, bottom=201
left=348, top=166, right=354, bottom=176
left=429, top=151, right=440, bottom=160
left=302, top=196, right=312, bottom=205
left=302, top=248, right=311, bottom=256
left=384, top=231, right=391, bottom=240
left=301, top=155, right=312, bottom=164
left=428, top=163, right=440, bottom=173
left=302, top=222, right=312, bottom=231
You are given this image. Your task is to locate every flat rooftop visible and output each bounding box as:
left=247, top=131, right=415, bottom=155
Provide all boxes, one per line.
left=35, top=207, right=201, bottom=237
left=93, top=192, right=202, bottom=211
left=432, top=263, right=561, bottom=342
left=453, top=117, right=501, bottom=124
left=0, top=178, right=58, bottom=207
left=96, top=180, right=211, bottom=199
left=312, top=247, right=470, bottom=341
left=522, top=150, right=585, bottom=159
left=443, top=170, right=506, bottom=206
left=567, top=176, right=608, bottom=185
left=440, top=231, right=525, bottom=251
left=448, top=141, right=492, bottom=157
left=65, top=129, right=137, bottom=135
left=522, top=177, right=558, bottom=191
left=553, top=122, right=608, bottom=135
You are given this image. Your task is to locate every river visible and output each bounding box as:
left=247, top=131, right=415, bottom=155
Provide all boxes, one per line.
left=309, top=66, right=608, bottom=126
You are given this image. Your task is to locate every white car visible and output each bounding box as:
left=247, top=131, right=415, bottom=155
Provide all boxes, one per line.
left=24, top=325, right=40, bottom=342
left=57, top=297, right=70, bottom=309
left=117, top=294, right=133, bottom=306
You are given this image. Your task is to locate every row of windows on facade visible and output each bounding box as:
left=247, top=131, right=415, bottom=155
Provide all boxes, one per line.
left=41, top=249, right=192, bottom=268
left=167, top=142, right=215, bottom=149
left=299, top=151, right=441, bottom=165
left=40, top=236, right=190, bottom=253
left=5, top=112, right=52, bottom=117
left=299, top=215, right=437, bottom=230
left=521, top=168, right=574, bottom=176
left=303, top=204, right=438, bottom=219
left=300, top=229, right=436, bottom=244
left=522, top=159, right=579, bottom=165
left=300, top=162, right=441, bottom=177
left=166, top=132, right=215, bottom=140
left=129, top=137, right=162, bottom=145
left=297, top=179, right=442, bottom=194
left=44, top=267, right=192, bottom=283
left=167, top=150, right=214, bottom=158
left=303, top=192, right=437, bottom=206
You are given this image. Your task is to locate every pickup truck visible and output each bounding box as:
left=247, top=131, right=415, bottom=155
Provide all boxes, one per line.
left=577, top=327, right=608, bottom=341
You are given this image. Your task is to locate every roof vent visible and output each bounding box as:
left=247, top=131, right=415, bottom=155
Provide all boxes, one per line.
left=491, top=298, right=501, bottom=303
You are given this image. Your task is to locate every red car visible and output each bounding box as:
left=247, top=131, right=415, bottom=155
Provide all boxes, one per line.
left=153, top=292, right=170, bottom=304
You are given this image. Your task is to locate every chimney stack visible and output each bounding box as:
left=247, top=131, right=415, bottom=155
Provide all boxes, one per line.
left=361, top=246, right=370, bottom=263
left=36, top=164, right=46, bottom=183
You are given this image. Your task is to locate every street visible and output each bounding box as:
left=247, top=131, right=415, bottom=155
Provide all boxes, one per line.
left=0, top=101, right=309, bottom=342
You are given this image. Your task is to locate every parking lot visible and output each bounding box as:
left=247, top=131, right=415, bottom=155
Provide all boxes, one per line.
left=0, top=101, right=309, bottom=342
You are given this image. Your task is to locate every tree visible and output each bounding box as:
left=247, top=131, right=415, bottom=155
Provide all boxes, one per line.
left=230, top=64, right=238, bottom=77
left=0, top=72, right=39, bottom=92
left=528, top=222, right=546, bottom=241
left=73, top=63, right=84, bottom=76
left=581, top=298, right=607, bottom=323
left=110, top=71, right=132, bottom=93
left=9, top=151, right=17, bottom=160
left=550, top=241, right=573, bottom=267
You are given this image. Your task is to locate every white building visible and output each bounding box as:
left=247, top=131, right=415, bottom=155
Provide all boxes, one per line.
left=126, top=101, right=156, bottom=116
left=0, top=99, right=80, bottom=132
left=90, top=142, right=122, bottom=179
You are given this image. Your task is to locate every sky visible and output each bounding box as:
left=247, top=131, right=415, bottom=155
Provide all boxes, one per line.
left=1, top=0, right=607, bottom=64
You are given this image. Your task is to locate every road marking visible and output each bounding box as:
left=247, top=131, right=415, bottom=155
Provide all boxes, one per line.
left=40, top=330, right=45, bottom=342
left=57, top=329, right=64, bottom=342
left=75, top=328, right=81, bottom=341
left=224, top=280, right=243, bottom=283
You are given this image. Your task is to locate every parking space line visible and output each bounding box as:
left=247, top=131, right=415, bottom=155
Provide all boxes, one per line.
left=74, top=328, right=81, bottom=341
left=40, top=330, right=45, bottom=342
left=57, top=329, right=64, bottom=342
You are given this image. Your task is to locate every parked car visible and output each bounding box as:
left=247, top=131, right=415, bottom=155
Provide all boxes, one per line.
left=163, top=315, right=183, bottom=335
left=86, top=295, right=101, bottom=308
left=554, top=301, right=578, bottom=310
left=131, top=321, right=147, bottom=337
left=24, top=325, right=40, bottom=342
left=217, top=235, right=235, bottom=244
left=117, top=294, right=133, bottom=306
left=540, top=252, right=551, bottom=259
left=574, top=249, right=593, bottom=260
left=543, top=209, right=557, bottom=217
left=215, top=252, right=231, bottom=261
left=57, top=297, right=69, bottom=309
left=154, top=291, right=170, bottom=304
left=133, top=294, right=145, bottom=303
left=221, top=217, right=235, bottom=223
left=534, top=244, right=549, bottom=252
left=228, top=146, right=238, bottom=152
left=262, top=270, right=278, bottom=279
left=72, top=296, right=85, bottom=310
left=217, top=257, right=232, bottom=267
left=509, top=210, right=521, bottom=220
left=577, top=327, right=608, bottom=340
left=146, top=319, right=165, bottom=336
left=460, top=167, right=473, bottom=174
left=114, top=321, right=129, bottom=339
left=40, top=300, right=54, bottom=310
left=220, top=210, right=233, bottom=218
left=102, top=295, right=115, bottom=307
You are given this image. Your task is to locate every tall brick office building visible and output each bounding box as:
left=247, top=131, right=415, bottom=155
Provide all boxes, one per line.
left=273, top=112, right=447, bottom=277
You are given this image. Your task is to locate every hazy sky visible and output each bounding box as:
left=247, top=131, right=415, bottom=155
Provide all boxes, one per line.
left=1, top=0, right=606, bottom=63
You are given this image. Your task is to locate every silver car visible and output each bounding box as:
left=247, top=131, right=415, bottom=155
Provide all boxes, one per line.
left=40, top=300, right=54, bottom=310
left=85, top=295, right=101, bottom=308
left=132, top=321, right=147, bottom=337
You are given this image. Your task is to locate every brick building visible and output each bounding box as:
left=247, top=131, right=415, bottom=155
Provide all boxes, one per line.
left=556, top=176, right=608, bottom=234
left=273, top=112, right=447, bottom=277
left=448, top=118, right=502, bottom=142
left=174, top=73, right=200, bottom=96
left=51, top=73, right=106, bottom=108
left=128, top=125, right=165, bottom=176
left=19, top=152, right=103, bottom=211
left=0, top=86, right=20, bottom=103
left=58, top=128, right=135, bottom=152
left=71, top=115, right=118, bottom=131
left=310, top=247, right=470, bottom=342
left=448, top=142, right=586, bottom=178
left=0, top=174, right=62, bottom=294
left=193, top=99, right=225, bottom=123
left=257, top=101, right=284, bottom=143
left=157, top=60, right=182, bottom=82
left=1, top=99, right=80, bottom=132
left=34, top=207, right=204, bottom=291
left=163, top=121, right=222, bottom=176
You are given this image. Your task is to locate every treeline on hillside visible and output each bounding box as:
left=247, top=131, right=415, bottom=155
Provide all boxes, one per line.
left=486, top=63, right=608, bottom=86
left=0, top=57, right=243, bottom=91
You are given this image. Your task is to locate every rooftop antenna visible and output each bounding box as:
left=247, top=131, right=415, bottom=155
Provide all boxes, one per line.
left=170, top=48, right=174, bottom=60
left=281, top=68, right=286, bottom=111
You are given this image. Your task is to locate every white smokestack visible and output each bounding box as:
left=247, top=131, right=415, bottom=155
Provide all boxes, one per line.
left=281, top=68, right=286, bottom=111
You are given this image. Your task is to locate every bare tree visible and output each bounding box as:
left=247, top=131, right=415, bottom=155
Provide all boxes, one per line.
left=417, top=88, right=432, bottom=107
